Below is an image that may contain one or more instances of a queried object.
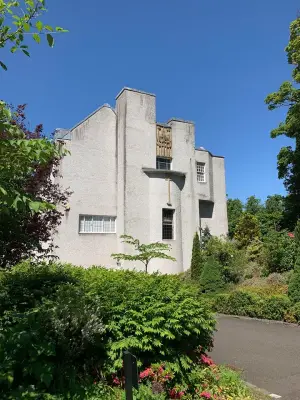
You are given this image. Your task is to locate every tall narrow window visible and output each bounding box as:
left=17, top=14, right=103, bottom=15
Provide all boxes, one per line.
left=197, top=162, right=206, bottom=182
left=162, top=209, right=174, bottom=239
left=156, top=157, right=172, bottom=170
left=79, top=215, right=116, bottom=233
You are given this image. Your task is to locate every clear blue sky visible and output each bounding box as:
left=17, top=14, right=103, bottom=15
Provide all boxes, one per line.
left=1, top=0, right=298, bottom=202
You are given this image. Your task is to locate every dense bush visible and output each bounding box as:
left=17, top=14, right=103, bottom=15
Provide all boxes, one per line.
left=263, top=230, right=295, bottom=274
left=204, top=237, right=246, bottom=283
left=213, top=290, right=291, bottom=321
left=288, top=269, right=300, bottom=303
left=288, top=252, right=300, bottom=303
left=199, top=257, right=224, bottom=293
left=0, top=262, right=216, bottom=398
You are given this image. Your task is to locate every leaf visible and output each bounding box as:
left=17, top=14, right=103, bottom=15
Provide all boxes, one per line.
left=46, top=33, right=54, bottom=47
left=0, top=61, right=7, bottom=71
left=23, top=22, right=30, bottom=32
left=36, top=20, right=43, bottom=32
left=29, top=201, right=42, bottom=213
left=10, top=46, right=17, bottom=53
left=22, top=50, right=30, bottom=57
left=55, top=26, right=68, bottom=32
left=45, top=25, right=53, bottom=32
left=33, top=33, right=40, bottom=44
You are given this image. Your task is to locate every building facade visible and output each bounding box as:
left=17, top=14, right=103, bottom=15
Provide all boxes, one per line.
left=54, top=87, right=228, bottom=273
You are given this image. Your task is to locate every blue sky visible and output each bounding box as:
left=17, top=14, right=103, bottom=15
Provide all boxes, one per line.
left=1, top=0, right=298, bottom=202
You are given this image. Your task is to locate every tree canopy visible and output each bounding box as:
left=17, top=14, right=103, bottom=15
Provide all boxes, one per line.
left=265, top=16, right=300, bottom=229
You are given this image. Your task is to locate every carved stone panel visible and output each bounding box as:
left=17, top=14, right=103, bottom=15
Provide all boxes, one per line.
left=156, top=125, right=172, bottom=158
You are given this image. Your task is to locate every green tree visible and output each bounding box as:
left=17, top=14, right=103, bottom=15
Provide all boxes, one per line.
left=245, top=195, right=263, bottom=216
left=234, top=213, right=261, bottom=248
left=294, top=219, right=300, bottom=247
left=111, top=235, right=176, bottom=273
left=227, top=198, right=244, bottom=238
left=263, top=230, right=295, bottom=273
left=0, top=0, right=68, bottom=214
left=199, top=256, right=224, bottom=293
left=265, top=16, right=300, bottom=229
left=288, top=220, right=300, bottom=303
left=190, top=232, right=202, bottom=280
left=259, top=194, right=285, bottom=235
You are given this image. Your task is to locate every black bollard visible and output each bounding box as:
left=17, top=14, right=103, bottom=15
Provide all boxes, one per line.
left=123, top=350, right=138, bottom=400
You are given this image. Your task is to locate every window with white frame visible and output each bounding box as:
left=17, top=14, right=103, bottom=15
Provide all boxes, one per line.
left=197, top=162, right=206, bottom=183
left=162, top=209, right=174, bottom=240
left=79, top=215, right=116, bottom=233
left=156, top=157, right=172, bottom=170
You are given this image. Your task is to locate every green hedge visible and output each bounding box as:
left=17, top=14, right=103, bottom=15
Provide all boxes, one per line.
left=213, top=290, right=292, bottom=321
left=0, top=262, right=215, bottom=398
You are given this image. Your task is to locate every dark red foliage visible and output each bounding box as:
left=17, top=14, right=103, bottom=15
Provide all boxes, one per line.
left=0, top=104, right=71, bottom=268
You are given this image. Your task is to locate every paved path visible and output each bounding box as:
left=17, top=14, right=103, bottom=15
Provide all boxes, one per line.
left=210, top=315, right=300, bottom=400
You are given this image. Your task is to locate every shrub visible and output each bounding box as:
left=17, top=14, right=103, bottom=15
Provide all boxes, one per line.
left=0, top=263, right=216, bottom=398
left=204, top=236, right=247, bottom=283
left=190, top=232, right=203, bottom=281
left=83, top=267, right=216, bottom=372
left=266, top=273, right=287, bottom=285
left=263, top=230, right=295, bottom=274
left=199, top=257, right=224, bottom=293
left=0, top=260, right=80, bottom=314
left=214, top=291, right=261, bottom=317
left=288, top=255, right=300, bottom=303
left=290, top=302, right=300, bottom=323
left=214, top=290, right=291, bottom=321
left=259, top=295, right=291, bottom=320
left=0, top=284, right=106, bottom=396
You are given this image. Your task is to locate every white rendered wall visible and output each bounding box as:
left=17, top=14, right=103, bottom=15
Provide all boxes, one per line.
left=54, top=106, right=117, bottom=267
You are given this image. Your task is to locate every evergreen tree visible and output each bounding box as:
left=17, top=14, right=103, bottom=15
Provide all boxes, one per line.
left=199, top=256, right=224, bottom=293
left=227, top=198, right=244, bottom=238
left=190, top=232, right=202, bottom=280
left=201, top=226, right=212, bottom=249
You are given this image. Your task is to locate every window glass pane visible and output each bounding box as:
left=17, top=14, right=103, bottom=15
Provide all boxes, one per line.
left=111, top=217, right=116, bottom=233
left=84, top=216, right=93, bottom=233
left=79, top=216, right=85, bottom=232
left=162, top=209, right=174, bottom=239
left=197, top=162, right=205, bottom=182
left=79, top=215, right=116, bottom=233
left=103, top=217, right=111, bottom=233
left=156, top=157, right=171, bottom=170
left=93, top=216, right=101, bottom=233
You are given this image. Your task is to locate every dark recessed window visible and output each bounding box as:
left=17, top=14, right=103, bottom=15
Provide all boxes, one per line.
left=156, top=157, right=172, bottom=170
left=162, top=209, right=174, bottom=240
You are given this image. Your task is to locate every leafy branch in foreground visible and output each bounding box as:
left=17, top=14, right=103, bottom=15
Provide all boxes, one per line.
left=0, top=0, right=68, bottom=70
left=111, top=235, right=176, bottom=273
left=0, top=102, right=68, bottom=214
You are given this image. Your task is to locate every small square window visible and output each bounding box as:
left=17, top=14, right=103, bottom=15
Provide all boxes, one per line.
left=197, top=162, right=206, bottom=183
left=79, top=215, right=116, bottom=233
left=157, top=157, right=172, bottom=170
left=162, top=209, right=174, bottom=239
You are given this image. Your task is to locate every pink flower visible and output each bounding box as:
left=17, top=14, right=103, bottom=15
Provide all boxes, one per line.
left=200, top=392, right=212, bottom=399
left=113, top=377, right=120, bottom=385
left=200, top=354, right=214, bottom=366
left=139, top=368, right=154, bottom=379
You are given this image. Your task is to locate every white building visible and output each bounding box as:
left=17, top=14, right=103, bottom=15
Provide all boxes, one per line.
left=54, top=87, right=228, bottom=273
